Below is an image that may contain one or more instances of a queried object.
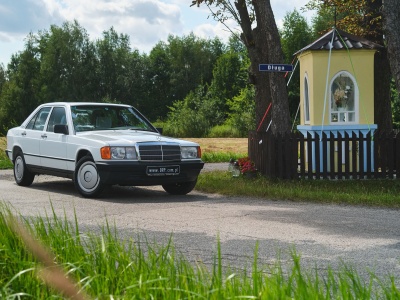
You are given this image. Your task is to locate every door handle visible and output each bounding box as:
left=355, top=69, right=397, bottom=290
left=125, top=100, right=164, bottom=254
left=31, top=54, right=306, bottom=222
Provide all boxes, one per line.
left=21, top=131, right=26, bottom=136
left=41, top=134, right=47, bottom=139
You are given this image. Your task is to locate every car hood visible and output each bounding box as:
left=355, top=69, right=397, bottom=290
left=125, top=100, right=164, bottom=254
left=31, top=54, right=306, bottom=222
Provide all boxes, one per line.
left=77, top=130, right=198, bottom=146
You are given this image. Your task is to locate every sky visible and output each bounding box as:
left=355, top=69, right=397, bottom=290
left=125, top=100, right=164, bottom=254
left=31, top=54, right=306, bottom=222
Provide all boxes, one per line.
left=0, top=0, right=315, bottom=67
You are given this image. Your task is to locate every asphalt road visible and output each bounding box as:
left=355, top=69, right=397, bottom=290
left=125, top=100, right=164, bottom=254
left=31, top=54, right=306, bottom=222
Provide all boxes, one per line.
left=1, top=166, right=399, bottom=282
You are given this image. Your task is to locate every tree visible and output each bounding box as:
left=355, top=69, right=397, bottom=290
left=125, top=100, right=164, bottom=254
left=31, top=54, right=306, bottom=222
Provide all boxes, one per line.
left=191, top=0, right=291, bottom=135
left=227, top=34, right=247, bottom=59
left=306, top=0, right=392, bottom=131
left=123, top=50, right=151, bottom=116
left=164, top=85, right=211, bottom=137
left=0, top=64, right=5, bottom=93
left=383, top=0, right=400, bottom=98
left=226, top=86, right=255, bottom=136
left=146, top=34, right=224, bottom=121
left=280, top=9, right=313, bottom=123
left=207, top=51, right=248, bottom=122
left=162, top=33, right=250, bottom=136
left=311, top=6, right=337, bottom=38
left=147, top=42, right=172, bottom=120
left=0, top=35, right=41, bottom=133
left=166, top=34, right=224, bottom=103
left=95, top=27, right=132, bottom=102
left=37, top=21, right=97, bottom=102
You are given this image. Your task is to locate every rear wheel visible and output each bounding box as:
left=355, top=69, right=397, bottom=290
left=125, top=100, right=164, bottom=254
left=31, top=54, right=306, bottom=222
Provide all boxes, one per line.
left=74, top=155, right=104, bottom=198
left=13, top=151, right=35, bottom=186
left=162, top=180, right=197, bottom=195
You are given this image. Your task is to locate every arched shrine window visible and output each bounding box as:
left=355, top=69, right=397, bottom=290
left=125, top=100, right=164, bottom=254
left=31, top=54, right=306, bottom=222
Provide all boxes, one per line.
left=304, top=74, right=310, bottom=124
left=330, top=71, right=357, bottom=123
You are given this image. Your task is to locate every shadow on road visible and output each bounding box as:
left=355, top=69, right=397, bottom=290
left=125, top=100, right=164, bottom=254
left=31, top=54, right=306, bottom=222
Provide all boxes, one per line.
left=27, top=176, right=210, bottom=204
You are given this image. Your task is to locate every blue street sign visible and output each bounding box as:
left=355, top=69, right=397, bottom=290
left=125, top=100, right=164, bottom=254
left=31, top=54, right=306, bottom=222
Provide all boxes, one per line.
left=259, top=64, right=293, bottom=72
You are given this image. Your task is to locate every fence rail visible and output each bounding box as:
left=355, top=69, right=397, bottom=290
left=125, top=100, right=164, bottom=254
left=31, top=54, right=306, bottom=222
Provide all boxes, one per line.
left=248, top=130, right=400, bottom=179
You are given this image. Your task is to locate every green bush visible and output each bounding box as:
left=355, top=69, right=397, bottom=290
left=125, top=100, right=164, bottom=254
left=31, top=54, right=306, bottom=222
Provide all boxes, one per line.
left=163, top=101, right=210, bottom=137
left=151, top=120, right=165, bottom=128
left=163, top=87, right=213, bottom=137
left=226, top=87, right=255, bottom=136
left=208, top=124, right=241, bottom=138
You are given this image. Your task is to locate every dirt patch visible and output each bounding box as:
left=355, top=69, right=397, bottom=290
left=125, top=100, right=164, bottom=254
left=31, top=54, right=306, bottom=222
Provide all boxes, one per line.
left=185, top=138, right=248, bottom=154
left=0, top=169, right=14, bottom=181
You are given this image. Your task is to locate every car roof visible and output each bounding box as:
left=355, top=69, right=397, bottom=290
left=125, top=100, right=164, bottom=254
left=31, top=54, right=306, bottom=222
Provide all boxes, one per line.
left=40, top=102, right=131, bottom=107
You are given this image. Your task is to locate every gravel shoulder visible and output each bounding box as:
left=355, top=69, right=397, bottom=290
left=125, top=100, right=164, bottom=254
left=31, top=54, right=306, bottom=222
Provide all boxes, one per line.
left=202, top=162, right=229, bottom=172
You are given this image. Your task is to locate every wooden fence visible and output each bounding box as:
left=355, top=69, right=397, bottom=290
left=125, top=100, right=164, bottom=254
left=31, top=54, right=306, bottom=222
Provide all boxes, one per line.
left=248, top=130, right=400, bottom=179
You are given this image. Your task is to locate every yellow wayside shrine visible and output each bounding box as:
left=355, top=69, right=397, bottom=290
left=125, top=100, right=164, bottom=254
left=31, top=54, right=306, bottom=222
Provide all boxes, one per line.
left=294, top=28, right=383, bottom=171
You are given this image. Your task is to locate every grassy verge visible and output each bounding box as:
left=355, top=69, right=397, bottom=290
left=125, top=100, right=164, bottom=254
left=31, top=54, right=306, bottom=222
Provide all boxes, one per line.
left=1, top=204, right=398, bottom=299
left=0, top=137, right=13, bottom=169
left=197, top=171, right=400, bottom=208
left=201, top=151, right=245, bottom=162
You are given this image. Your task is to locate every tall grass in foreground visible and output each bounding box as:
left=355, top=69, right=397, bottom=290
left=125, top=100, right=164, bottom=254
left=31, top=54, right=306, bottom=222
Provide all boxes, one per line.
left=0, top=204, right=398, bottom=299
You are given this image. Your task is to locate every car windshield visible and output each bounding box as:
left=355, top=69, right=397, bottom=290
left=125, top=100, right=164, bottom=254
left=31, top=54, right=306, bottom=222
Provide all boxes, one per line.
left=71, top=105, right=156, bottom=133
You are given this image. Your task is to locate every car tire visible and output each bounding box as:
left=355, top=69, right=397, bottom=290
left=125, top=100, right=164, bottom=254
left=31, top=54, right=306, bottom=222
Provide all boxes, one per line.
left=13, top=151, right=35, bottom=186
left=74, top=155, right=104, bottom=198
left=162, top=180, right=197, bottom=195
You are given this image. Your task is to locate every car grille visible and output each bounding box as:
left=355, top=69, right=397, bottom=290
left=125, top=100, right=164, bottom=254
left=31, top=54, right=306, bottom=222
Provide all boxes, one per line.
left=137, top=143, right=181, bottom=161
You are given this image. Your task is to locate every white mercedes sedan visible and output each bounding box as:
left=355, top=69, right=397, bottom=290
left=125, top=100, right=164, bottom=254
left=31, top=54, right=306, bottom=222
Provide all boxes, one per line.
left=6, top=102, right=204, bottom=197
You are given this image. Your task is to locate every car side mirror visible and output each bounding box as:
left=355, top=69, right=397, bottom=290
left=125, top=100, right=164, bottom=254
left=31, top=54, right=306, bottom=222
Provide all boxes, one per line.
left=54, top=124, right=69, bottom=135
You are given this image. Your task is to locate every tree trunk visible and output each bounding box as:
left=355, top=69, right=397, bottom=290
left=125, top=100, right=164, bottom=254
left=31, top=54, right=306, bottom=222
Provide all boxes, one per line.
left=235, top=0, right=291, bottom=134
left=253, top=1, right=291, bottom=135
left=362, top=0, right=392, bottom=132
left=374, top=50, right=392, bottom=131
left=383, top=0, right=400, bottom=97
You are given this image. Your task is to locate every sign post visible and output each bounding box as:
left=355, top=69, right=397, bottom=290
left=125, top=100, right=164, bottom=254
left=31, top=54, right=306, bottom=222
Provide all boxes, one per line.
left=259, top=64, right=293, bottom=72
left=256, top=63, right=293, bottom=133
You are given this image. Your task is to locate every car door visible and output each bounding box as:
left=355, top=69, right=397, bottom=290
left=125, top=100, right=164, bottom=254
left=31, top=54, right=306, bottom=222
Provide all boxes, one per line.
left=17, top=107, right=51, bottom=168
left=40, top=106, right=68, bottom=171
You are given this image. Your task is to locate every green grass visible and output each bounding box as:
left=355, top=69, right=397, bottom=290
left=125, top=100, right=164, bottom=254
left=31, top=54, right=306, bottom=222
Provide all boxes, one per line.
left=201, top=151, right=246, bottom=163
left=197, top=171, right=400, bottom=208
left=0, top=157, right=12, bottom=169
left=207, top=124, right=242, bottom=138
left=0, top=137, right=13, bottom=169
left=0, top=204, right=398, bottom=299
left=0, top=159, right=12, bottom=169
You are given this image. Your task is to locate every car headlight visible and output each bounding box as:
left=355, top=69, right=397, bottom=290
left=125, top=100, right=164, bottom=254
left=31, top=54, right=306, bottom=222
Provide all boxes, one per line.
left=101, top=146, right=137, bottom=160
left=111, top=147, right=126, bottom=159
left=181, top=146, right=200, bottom=159
left=125, top=147, right=137, bottom=159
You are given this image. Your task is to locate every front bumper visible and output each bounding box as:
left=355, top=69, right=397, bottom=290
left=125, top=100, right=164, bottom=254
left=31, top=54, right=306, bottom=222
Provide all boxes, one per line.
left=96, top=160, right=204, bottom=186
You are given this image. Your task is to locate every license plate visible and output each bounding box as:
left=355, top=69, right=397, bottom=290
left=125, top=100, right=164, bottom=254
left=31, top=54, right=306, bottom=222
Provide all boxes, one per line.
left=146, top=166, right=180, bottom=176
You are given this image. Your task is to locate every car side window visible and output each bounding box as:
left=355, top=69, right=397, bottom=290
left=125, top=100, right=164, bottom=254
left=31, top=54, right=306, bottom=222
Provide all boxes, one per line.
left=47, top=107, right=67, bottom=132
left=25, top=107, right=51, bottom=131
left=25, top=114, right=38, bottom=130
left=34, top=108, right=51, bottom=131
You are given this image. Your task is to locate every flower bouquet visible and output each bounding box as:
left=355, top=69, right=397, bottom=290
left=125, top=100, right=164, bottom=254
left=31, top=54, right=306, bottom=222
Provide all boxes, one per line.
left=334, top=83, right=351, bottom=109
left=237, top=157, right=257, bottom=178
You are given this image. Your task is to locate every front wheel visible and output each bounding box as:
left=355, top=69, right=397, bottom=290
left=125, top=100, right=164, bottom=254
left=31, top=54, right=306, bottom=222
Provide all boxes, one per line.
left=162, top=180, right=197, bottom=195
left=13, top=151, right=35, bottom=186
left=74, top=155, right=104, bottom=198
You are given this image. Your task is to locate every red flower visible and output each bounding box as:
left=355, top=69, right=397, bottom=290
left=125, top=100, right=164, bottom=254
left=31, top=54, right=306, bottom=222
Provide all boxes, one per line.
left=237, top=157, right=256, bottom=174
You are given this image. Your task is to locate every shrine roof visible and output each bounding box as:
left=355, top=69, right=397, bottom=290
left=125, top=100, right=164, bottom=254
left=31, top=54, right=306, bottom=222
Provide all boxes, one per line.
left=294, top=28, right=384, bottom=56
